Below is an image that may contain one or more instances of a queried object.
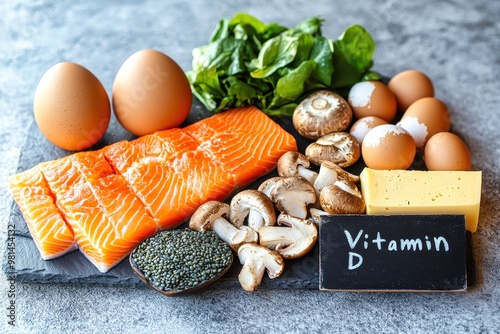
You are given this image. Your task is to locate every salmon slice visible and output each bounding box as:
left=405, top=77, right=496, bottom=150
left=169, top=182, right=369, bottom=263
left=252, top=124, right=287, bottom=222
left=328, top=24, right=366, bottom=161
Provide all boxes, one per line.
left=41, top=151, right=114, bottom=194
left=119, top=148, right=236, bottom=230
left=170, top=149, right=236, bottom=208
left=185, top=106, right=297, bottom=186
left=133, top=128, right=198, bottom=163
left=122, top=161, right=200, bottom=230
left=8, top=166, right=77, bottom=260
left=103, top=140, right=144, bottom=175
left=57, top=174, right=157, bottom=272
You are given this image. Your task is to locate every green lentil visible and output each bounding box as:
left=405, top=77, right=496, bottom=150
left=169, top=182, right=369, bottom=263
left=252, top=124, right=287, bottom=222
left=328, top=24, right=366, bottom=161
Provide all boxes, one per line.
left=131, top=229, right=232, bottom=292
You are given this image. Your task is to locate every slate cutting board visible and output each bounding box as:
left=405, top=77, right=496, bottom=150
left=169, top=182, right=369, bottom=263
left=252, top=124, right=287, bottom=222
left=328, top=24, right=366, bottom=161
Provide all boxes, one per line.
left=3, top=99, right=475, bottom=290
left=3, top=99, right=334, bottom=289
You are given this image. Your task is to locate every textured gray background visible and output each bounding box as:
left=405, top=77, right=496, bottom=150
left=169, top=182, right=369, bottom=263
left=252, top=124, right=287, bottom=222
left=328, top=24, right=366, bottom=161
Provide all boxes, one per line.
left=1, top=0, right=499, bottom=333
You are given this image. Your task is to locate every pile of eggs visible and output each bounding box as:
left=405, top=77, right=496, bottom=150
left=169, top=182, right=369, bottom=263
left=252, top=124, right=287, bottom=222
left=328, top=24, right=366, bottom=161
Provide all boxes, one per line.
left=347, top=70, right=472, bottom=171
left=33, top=49, right=192, bottom=151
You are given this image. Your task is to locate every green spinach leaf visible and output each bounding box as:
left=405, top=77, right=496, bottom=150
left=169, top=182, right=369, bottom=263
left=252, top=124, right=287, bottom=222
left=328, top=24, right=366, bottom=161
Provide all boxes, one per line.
left=186, top=13, right=378, bottom=116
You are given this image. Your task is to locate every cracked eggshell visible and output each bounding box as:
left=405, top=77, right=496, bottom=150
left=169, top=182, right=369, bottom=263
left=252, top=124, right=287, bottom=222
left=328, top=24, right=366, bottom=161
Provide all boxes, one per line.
left=348, top=81, right=397, bottom=122
left=396, top=97, right=451, bottom=150
left=349, top=116, right=388, bottom=145
left=362, top=124, right=416, bottom=170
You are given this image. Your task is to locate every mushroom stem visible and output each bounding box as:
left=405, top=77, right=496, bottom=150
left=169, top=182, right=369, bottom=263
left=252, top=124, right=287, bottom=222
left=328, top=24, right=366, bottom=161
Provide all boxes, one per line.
left=260, top=227, right=301, bottom=248
left=189, top=201, right=258, bottom=251
left=312, top=97, right=328, bottom=110
left=334, top=179, right=359, bottom=195
left=229, top=189, right=276, bottom=232
left=298, top=165, right=318, bottom=184
left=313, top=162, right=339, bottom=194
left=212, top=217, right=239, bottom=245
left=247, top=210, right=265, bottom=231
left=277, top=151, right=318, bottom=184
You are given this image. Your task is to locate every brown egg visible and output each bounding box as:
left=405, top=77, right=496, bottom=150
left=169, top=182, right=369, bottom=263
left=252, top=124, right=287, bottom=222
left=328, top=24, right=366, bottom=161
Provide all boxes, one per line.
left=33, top=62, right=110, bottom=151
left=348, top=81, right=397, bottom=122
left=424, top=132, right=472, bottom=171
left=397, top=97, right=451, bottom=150
left=349, top=116, right=388, bottom=145
left=362, top=124, right=416, bottom=170
left=113, top=49, right=192, bottom=136
left=388, top=70, right=434, bottom=112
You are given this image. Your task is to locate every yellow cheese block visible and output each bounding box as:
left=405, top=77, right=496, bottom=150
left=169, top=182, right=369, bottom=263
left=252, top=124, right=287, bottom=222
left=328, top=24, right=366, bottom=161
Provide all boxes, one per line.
left=360, top=168, right=482, bottom=232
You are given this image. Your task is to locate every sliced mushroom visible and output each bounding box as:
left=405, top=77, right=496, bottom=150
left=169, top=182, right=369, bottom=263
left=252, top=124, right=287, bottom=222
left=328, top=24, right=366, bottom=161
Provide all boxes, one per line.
left=230, top=189, right=276, bottom=232
left=292, top=90, right=353, bottom=140
left=257, top=176, right=282, bottom=197
left=277, top=151, right=318, bottom=184
left=259, top=213, right=318, bottom=259
left=189, top=201, right=258, bottom=251
left=313, top=160, right=360, bottom=194
left=237, top=243, right=285, bottom=292
left=319, top=179, right=366, bottom=214
left=309, top=207, right=328, bottom=226
left=305, top=132, right=361, bottom=168
left=265, top=176, right=317, bottom=219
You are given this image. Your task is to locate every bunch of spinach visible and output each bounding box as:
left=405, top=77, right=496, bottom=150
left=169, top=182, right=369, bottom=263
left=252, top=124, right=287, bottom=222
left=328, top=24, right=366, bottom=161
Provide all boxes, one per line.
left=186, top=13, right=380, bottom=116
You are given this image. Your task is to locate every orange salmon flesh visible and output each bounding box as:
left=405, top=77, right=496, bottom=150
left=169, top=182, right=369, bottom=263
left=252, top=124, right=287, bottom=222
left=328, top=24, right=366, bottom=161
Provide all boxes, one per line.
left=9, top=106, right=297, bottom=272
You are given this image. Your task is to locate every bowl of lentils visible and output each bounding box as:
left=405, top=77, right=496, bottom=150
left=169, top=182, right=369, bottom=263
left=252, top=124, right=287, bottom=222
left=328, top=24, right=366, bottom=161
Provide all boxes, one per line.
left=130, top=229, right=233, bottom=296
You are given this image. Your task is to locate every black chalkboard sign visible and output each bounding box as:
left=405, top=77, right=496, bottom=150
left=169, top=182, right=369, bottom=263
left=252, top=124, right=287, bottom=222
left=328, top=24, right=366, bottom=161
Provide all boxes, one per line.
left=319, top=214, right=467, bottom=291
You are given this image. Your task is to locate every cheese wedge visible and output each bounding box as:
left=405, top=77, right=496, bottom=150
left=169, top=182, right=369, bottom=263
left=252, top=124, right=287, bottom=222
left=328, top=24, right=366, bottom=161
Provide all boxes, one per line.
left=360, top=168, right=482, bottom=232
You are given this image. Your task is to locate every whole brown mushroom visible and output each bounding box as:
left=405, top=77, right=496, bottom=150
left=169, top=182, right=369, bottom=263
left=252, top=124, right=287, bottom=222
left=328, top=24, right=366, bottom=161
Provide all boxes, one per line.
left=292, top=90, right=353, bottom=141
left=305, top=132, right=361, bottom=168
left=319, top=179, right=366, bottom=214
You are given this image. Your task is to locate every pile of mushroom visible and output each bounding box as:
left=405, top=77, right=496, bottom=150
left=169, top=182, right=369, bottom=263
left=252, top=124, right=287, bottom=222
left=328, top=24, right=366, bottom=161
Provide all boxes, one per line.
left=289, top=89, right=367, bottom=219
left=189, top=178, right=322, bottom=291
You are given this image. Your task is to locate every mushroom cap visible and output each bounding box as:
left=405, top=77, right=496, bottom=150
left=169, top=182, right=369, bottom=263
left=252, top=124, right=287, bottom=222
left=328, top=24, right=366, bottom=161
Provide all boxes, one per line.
left=277, top=151, right=310, bottom=177
left=268, top=176, right=317, bottom=219
left=292, top=90, right=353, bottom=140
left=305, top=132, right=361, bottom=167
left=229, top=189, right=276, bottom=230
left=259, top=213, right=318, bottom=259
left=237, top=243, right=285, bottom=292
left=319, top=180, right=366, bottom=214
left=257, top=176, right=283, bottom=197
left=189, top=201, right=230, bottom=231
left=277, top=151, right=318, bottom=184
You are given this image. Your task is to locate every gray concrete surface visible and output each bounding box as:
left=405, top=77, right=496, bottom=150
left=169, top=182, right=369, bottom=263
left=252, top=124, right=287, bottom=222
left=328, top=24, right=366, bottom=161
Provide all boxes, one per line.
left=1, top=0, right=499, bottom=333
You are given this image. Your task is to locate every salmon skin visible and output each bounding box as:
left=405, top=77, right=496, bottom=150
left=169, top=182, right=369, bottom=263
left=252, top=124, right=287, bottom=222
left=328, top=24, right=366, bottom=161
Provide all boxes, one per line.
left=9, top=106, right=297, bottom=272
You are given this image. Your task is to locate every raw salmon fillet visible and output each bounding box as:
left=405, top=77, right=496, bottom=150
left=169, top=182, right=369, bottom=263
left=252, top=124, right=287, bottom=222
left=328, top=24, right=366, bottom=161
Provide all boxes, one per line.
left=9, top=106, right=297, bottom=272
left=8, top=166, right=77, bottom=260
